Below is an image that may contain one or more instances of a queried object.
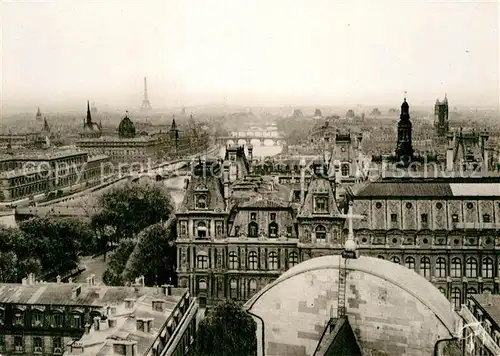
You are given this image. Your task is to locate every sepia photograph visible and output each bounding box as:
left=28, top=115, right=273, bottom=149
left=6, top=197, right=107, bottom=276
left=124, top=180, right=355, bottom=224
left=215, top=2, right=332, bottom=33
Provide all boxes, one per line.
left=0, top=0, right=499, bottom=355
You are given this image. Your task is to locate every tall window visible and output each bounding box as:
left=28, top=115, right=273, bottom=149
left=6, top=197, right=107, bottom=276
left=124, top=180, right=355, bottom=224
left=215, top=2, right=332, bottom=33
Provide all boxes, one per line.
left=465, top=258, right=477, bottom=278
left=228, top=252, right=238, bottom=270
left=315, top=197, right=327, bottom=213
left=451, top=258, right=462, bottom=278
left=229, top=279, right=238, bottom=299
left=248, top=222, right=259, bottom=237
left=482, top=258, right=493, bottom=278
left=71, top=314, right=82, bottom=329
left=390, top=256, right=400, bottom=264
left=315, top=225, right=326, bottom=243
left=197, top=222, right=207, bottom=238
left=420, top=257, right=431, bottom=279
left=197, top=254, right=209, bottom=269
left=53, top=337, right=62, bottom=354
left=268, top=252, right=278, bottom=270
left=53, top=312, right=63, bottom=328
left=289, top=252, right=299, bottom=268
left=435, top=257, right=447, bottom=278
left=32, top=311, right=43, bottom=327
left=13, top=311, right=24, bottom=326
left=33, top=337, right=43, bottom=353
left=196, top=194, right=207, bottom=209
left=404, top=257, right=415, bottom=271
left=248, top=279, right=257, bottom=296
left=268, top=222, right=278, bottom=238
left=14, top=336, right=23, bottom=352
left=248, top=252, right=258, bottom=270
left=451, top=288, right=461, bottom=310
left=421, top=214, right=428, bottom=225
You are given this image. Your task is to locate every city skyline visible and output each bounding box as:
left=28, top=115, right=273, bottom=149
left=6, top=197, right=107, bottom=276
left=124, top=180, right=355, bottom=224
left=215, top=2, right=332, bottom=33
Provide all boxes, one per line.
left=1, top=0, right=499, bottom=110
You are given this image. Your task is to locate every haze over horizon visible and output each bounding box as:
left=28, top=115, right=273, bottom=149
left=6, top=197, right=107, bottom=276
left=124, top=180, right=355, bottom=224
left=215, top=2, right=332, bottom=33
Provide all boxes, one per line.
left=1, top=0, right=499, bottom=112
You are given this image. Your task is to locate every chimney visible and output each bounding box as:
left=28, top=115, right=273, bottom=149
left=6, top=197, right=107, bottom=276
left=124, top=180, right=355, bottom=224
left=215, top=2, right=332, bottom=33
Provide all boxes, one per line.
left=72, top=284, right=82, bottom=299
left=167, top=285, right=172, bottom=296
left=93, top=317, right=100, bottom=331
left=124, top=298, right=135, bottom=309
left=108, top=317, right=117, bottom=328
left=68, top=277, right=73, bottom=284
left=135, top=276, right=145, bottom=287
left=84, top=323, right=91, bottom=334
left=99, top=317, right=109, bottom=331
left=56, top=275, right=62, bottom=284
left=28, top=273, right=36, bottom=285
left=22, top=278, right=28, bottom=285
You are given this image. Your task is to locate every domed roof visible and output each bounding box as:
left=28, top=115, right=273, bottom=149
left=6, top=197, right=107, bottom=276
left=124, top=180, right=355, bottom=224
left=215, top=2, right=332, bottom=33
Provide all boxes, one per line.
left=118, top=113, right=136, bottom=138
left=244, top=255, right=461, bottom=356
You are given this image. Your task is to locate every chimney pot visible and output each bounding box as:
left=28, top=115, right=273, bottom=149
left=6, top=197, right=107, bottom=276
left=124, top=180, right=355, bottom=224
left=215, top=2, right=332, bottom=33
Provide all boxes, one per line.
left=108, top=318, right=116, bottom=328
left=56, top=275, right=62, bottom=283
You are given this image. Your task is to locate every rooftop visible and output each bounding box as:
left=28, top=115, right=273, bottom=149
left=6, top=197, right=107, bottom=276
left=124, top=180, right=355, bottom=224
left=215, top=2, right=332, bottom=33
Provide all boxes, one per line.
left=353, top=181, right=500, bottom=198
left=0, top=282, right=185, bottom=307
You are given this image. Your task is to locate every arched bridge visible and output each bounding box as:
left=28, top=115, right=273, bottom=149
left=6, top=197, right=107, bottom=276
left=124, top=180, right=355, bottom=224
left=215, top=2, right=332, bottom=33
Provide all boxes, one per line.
left=217, top=130, right=286, bottom=146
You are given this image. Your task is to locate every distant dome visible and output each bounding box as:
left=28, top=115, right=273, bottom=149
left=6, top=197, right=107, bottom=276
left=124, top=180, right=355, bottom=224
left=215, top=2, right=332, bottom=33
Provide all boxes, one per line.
left=118, top=114, right=136, bottom=138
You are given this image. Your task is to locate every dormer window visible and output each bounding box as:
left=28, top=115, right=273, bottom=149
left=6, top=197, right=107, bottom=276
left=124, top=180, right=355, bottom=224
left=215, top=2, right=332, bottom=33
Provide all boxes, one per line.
left=315, top=225, right=326, bottom=243
left=314, top=196, right=328, bottom=213
left=268, top=222, right=278, bottom=238
left=197, top=222, right=207, bottom=238
left=341, top=163, right=349, bottom=176
left=250, top=212, right=257, bottom=221
left=248, top=221, right=258, bottom=237
left=196, top=194, right=207, bottom=209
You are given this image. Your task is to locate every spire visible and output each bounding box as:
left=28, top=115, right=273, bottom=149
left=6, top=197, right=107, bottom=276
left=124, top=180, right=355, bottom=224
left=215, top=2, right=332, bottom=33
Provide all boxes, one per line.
left=86, top=100, right=92, bottom=125
left=171, top=115, right=177, bottom=131
left=43, top=117, right=50, bottom=132
left=36, top=107, right=42, bottom=121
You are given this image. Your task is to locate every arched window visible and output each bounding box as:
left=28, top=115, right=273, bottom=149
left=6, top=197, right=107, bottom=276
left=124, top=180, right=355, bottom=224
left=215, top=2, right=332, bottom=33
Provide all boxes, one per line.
left=465, top=257, right=477, bottom=278
left=438, top=287, right=446, bottom=295
left=13, top=309, right=24, bottom=326
left=451, top=288, right=461, bottom=310
left=268, top=252, right=278, bottom=270
left=248, top=279, right=257, bottom=296
left=435, top=257, right=447, bottom=278
left=268, top=222, right=278, bottom=238
left=228, top=252, right=238, bottom=270
left=229, top=279, right=238, bottom=299
left=420, top=257, right=431, bottom=279
left=31, top=310, right=43, bottom=328
left=482, top=258, right=493, bottom=278
left=198, top=279, right=207, bottom=291
left=341, top=163, right=350, bottom=177
left=404, top=257, right=415, bottom=271
left=451, top=258, right=462, bottom=278
left=466, top=288, right=477, bottom=302
left=197, top=253, right=209, bottom=269
left=289, top=252, right=299, bottom=268
left=196, top=194, right=207, bottom=209
left=315, top=225, right=326, bottom=243
left=390, top=256, right=400, bottom=264
left=197, top=222, right=207, bottom=239
left=248, top=252, right=258, bottom=270
left=248, top=221, right=259, bottom=237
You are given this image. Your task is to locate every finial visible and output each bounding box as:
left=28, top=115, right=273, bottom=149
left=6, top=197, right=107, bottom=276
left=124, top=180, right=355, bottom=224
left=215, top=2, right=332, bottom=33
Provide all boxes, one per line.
left=404, top=91, right=407, bottom=100
left=125, top=110, right=129, bottom=118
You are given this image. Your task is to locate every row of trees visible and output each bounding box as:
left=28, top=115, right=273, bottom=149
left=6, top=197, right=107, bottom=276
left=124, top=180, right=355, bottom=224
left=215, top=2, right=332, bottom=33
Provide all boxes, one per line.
left=0, top=217, right=94, bottom=282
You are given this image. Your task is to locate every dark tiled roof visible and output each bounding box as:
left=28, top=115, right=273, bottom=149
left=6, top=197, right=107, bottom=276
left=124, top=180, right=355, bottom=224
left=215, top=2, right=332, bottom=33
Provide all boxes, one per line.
left=355, top=182, right=453, bottom=197
left=240, top=198, right=289, bottom=209
left=0, top=283, right=185, bottom=306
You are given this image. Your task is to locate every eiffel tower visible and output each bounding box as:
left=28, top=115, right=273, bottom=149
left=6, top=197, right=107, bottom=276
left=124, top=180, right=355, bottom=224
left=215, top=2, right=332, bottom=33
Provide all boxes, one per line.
left=140, top=77, right=152, bottom=111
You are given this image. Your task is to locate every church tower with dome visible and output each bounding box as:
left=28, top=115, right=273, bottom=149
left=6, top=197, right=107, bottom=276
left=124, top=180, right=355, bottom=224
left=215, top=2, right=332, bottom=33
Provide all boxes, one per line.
left=118, top=111, right=136, bottom=139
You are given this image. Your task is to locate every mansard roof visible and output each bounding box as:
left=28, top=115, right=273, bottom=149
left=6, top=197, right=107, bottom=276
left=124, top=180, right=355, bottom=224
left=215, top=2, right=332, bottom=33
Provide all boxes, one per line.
left=298, top=176, right=342, bottom=218
left=179, top=172, right=225, bottom=212
left=352, top=181, right=500, bottom=198
left=239, top=198, right=290, bottom=209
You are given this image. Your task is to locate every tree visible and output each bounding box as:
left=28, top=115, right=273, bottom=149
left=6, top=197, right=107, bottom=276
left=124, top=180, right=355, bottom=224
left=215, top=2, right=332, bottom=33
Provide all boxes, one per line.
left=102, top=239, right=136, bottom=286
left=18, top=216, right=93, bottom=275
left=92, top=183, right=174, bottom=247
left=121, top=217, right=177, bottom=286
left=194, top=300, right=257, bottom=356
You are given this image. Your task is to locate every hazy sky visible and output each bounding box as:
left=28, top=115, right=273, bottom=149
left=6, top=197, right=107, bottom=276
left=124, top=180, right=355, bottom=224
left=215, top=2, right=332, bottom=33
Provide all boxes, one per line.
left=1, top=0, right=499, bottom=110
